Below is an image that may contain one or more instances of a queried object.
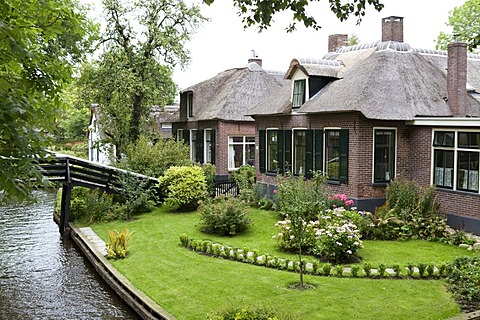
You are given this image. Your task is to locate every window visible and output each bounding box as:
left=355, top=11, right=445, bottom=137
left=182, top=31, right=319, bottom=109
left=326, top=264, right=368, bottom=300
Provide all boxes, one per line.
left=325, top=130, right=340, bottom=180
left=432, top=130, right=480, bottom=193
left=190, top=129, right=197, bottom=161
left=205, top=130, right=213, bottom=163
left=292, top=79, right=306, bottom=109
left=373, top=129, right=396, bottom=183
left=324, top=129, right=348, bottom=182
left=187, top=92, right=193, bottom=117
left=228, top=136, right=255, bottom=170
left=267, top=131, right=279, bottom=173
left=294, top=130, right=306, bottom=175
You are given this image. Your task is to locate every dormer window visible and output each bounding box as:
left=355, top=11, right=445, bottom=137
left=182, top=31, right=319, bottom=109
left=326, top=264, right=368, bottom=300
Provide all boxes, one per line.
left=292, top=79, right=306, bottom=109
left=187, top=92, right=193, bottom=117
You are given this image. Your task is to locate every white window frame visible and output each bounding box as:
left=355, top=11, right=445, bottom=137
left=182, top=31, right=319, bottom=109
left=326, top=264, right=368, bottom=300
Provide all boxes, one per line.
left=228, top=135, right=255, bottom=171
left=431, top=129, right=480, bottom=193
left=204, top=129, right=213, bottom=164
left=290, top=70, right=309, bottom=107
left=372, top=127, right=397, bottom=184
left=190, top=129, right=197, bottom=161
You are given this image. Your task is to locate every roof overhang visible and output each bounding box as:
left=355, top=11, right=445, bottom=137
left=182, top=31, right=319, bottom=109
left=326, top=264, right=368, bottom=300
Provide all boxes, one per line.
left=406, top=117, right=480, bottom=127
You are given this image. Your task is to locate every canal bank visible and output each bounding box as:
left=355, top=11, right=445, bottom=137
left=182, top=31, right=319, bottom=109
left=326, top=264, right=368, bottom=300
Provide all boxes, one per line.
left=67, top=223, right=175, bottom=320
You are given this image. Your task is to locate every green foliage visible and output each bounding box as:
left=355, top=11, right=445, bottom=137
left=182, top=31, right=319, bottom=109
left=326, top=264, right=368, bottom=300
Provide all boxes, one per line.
left=446, top=256, right=480, bottom=311
left=159, top=166, right=208, bottom=211
left=76, top=0, right=207, bottom=155
left=199, top=197, right=251, bottom=236
left=0, top=0, right=97, bottom=203
left=435, top=0, right=480, bottom=52
left=114, top=172, right=156, bottom=219
left=202, top=163, right=217, bottom=196
left=373, top=179, right=448, bottom=241
left=106, top=228, right=134, bottom=259
left=208, top=304, right=287, bottom=320
left=70, top=187, right=124, bottom=223
left=204, top=0, right=383, bottom=32
left=232, top=165, right=256, bottom=191
left=119, top=135, right=190, bottom=177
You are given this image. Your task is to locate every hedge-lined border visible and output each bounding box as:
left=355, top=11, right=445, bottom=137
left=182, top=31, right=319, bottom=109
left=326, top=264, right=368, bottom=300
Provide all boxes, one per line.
left=179, top=234, right=460, bottom=279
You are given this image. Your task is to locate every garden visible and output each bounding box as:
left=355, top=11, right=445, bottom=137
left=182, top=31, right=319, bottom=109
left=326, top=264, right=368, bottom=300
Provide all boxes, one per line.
left=71, top=159, right=480, bottom=319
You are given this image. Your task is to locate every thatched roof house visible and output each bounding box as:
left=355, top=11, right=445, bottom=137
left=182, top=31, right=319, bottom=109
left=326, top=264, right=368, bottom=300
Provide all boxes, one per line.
left=173, top=57, right=288, bottom=175
left=251, top=16, right=480, bottom=235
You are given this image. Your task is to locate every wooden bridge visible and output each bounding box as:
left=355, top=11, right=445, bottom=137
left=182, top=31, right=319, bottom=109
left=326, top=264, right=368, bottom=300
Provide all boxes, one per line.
left=37, top=153, right=159, bottom=236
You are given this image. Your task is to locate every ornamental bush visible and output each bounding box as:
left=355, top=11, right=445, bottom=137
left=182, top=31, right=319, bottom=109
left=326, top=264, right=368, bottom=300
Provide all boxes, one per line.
left=159, top=166, right=208, bottom=211
left=199, top=197, right=251, bottom=236
left=446, top=256, right=480, bottom=312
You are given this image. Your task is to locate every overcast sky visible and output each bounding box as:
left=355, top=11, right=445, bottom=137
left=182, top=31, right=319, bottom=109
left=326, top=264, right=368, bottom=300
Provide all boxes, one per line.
left=173, top=0, right=466, bottom=90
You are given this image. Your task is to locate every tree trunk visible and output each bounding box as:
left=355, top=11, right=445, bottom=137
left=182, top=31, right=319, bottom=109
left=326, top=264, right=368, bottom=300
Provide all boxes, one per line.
left=129, top=93, right=143, bottom=143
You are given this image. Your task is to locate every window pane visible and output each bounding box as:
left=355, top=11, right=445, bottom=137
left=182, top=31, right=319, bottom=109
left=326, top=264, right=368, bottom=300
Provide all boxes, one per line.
left=433, top=131, right=454, bottom=147
left=246, top=137, right=255, bottom=143
left=190, top=130, right=197, bottom=161
left=247, top=144, right=255, bottom=166
left=292, top=80, right=306, bottom=109
left=458, top=132, right=480, bottom=149
left=232, top=137, right=243, bottom=143
left=325, top=131, right=340, bottom=180
left=267, top=131, right=278, bottom=172
left=434, top=150, right=454, bottom=188
left=457, top=151, right=479, bottom=192
left=205, top=130, right=212, bottom=163
left=374, top=130, right=395, bottom=183
left=294, top=131, right=306, bottom=175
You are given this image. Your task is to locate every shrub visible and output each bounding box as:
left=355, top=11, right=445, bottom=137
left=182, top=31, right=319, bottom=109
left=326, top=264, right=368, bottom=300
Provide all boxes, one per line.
left=446, top=256, right=480, bottom=312
left=232, top=164, right=256, bottom=190
left=114, top=172, right=156, bottom=219
left=159, top=166, right=208, bottom=211
left=208, top=304, right=289, bottom=320
left=120, top=135, right=190, bottom=177
left=70, top=187, right=123, bottom=223
left=202, top=163, right=217, bottom=196
left=273, top=218, right=317, bottom=253
left=106, top=228, right=134, bottom=259
left=199, top=197, right=251, bottom=236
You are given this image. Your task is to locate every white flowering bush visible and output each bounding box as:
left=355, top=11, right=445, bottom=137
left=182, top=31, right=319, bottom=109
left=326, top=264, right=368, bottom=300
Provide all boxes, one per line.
left=274, top=207, right=363, bottom=263
left=273, top=217, right=317, bottom=253
left=314, top=208, right=363, bottom=263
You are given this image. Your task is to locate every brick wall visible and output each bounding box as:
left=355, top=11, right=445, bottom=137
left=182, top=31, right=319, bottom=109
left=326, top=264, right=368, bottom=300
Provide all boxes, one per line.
left=381, top=16, right=403, bottom=42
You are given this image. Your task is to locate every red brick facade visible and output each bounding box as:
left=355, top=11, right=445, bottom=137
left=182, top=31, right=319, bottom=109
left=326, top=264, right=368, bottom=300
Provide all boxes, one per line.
left=255, top=113, right=480, bottom=230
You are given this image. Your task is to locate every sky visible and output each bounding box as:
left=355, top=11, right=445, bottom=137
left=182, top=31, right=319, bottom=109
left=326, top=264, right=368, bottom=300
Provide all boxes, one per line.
left=173, top=0, right=466, bottom=90
left=81, top=0, right=467, bottom=91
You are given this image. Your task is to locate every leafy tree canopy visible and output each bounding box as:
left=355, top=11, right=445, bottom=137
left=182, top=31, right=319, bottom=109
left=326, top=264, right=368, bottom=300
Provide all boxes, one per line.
left=204, top=0, right=384, bottom=32
left=435, top=0, right=480, bottom=52
left=78, top=0, right=206, bottom=158
left=0, top=0, right=97, bottom=203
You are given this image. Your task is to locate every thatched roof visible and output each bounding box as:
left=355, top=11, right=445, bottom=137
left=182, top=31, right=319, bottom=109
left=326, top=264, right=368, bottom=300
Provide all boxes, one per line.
left=182, top=62, right=288, bottom=121
left=249, top=41, right=480, bottom=120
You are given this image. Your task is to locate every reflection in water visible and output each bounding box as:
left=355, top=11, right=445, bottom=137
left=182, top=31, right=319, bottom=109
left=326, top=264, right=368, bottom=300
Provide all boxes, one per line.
left=0, top=191, right=138, bottom=319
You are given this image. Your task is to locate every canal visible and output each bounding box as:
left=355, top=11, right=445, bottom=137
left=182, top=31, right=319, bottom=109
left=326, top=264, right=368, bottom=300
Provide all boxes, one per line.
left=0, top=191, right=139, bottom=319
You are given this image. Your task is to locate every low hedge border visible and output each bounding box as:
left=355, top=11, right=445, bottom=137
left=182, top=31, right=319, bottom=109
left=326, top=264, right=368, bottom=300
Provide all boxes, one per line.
left=179, top=234, right=454, bottom=279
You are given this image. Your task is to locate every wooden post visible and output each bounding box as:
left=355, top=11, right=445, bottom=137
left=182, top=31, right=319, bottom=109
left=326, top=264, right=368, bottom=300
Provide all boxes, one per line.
left=59, top=158, right=72, bottom=236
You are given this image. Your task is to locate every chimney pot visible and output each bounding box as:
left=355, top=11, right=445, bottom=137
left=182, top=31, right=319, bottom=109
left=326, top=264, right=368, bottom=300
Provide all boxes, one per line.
left=248, top=50, right=262, bottom=66
left=382, top=16, right=404, bottom=42
left=328, top=34, right=348, bottom=52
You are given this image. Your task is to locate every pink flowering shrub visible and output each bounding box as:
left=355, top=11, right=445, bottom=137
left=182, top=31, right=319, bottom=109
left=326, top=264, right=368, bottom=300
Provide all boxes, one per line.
left=273, top=217, right=318, bottom=252
left=327, top=193, right=355, bottom=210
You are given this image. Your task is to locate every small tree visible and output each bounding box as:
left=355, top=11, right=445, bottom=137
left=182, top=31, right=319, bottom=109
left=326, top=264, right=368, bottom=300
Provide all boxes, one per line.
left=276, top=172, right=327, bottom=288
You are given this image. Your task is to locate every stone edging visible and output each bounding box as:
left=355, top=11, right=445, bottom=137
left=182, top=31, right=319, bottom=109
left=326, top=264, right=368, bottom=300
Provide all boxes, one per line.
left=68, top=223, right=175, bottom=320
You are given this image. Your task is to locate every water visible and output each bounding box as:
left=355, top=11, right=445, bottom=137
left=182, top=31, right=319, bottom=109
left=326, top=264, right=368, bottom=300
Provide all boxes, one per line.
left=0, top=191, right=139, bottom=319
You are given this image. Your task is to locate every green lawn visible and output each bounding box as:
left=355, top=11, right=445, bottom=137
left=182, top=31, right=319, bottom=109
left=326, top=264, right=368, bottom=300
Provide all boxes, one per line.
left=89, top=206, right=476, bottom=319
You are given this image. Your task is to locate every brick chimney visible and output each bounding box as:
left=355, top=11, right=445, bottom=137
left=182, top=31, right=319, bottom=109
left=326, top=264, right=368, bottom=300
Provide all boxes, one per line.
left=328, top=34, right=348, bottom=52
left=447, top=41, right=468, bottom=117
left=248, top=50, right=262, bottom=67
left=382, top=16, right=404, bottom=42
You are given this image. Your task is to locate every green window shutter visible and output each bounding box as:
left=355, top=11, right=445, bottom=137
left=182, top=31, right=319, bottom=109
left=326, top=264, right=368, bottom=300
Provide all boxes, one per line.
left=314, top=129, right=323, bottom=172
left=210, top=129, right=216, bottom=164
left=196, top=130, right=204, bottom=163
left=339, top=129, right=349, bottom=183
left=284, top=130, right=292, bottom=173
left=305, top=130, right=314, bottom=178
left=259, top=130, right=266, bottom=173
left=277, top=130, right=284, bottom=174
left=183, top=130, right=190, bottom=145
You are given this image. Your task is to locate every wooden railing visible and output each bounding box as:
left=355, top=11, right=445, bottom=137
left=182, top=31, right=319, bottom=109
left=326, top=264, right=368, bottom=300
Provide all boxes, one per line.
left=37, top=153, right=159, bottom=236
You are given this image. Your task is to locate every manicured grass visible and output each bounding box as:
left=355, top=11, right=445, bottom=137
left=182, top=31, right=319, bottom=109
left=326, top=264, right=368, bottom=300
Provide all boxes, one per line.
left=89, top=207, right=474, bottom=319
